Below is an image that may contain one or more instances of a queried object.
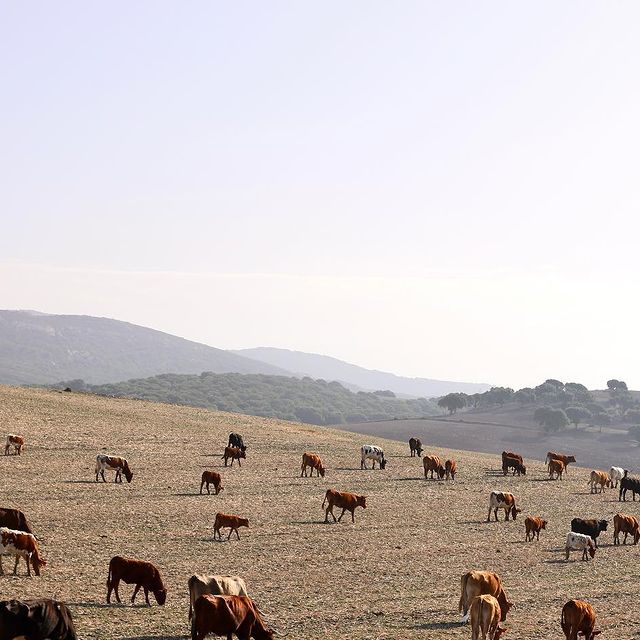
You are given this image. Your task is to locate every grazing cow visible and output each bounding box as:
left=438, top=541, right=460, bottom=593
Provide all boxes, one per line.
left=445, top=459, right=457, bottom=481
left=106, top=556, right=167, bottom=605
left=222, top=447, right=246, bottom=467
left=191, top=595, right=273, bottom=640
left=0, top=508, right=34, bottom=534
left=619, top=475, right=640, bottom=502
left=487, top=492, right=521, bottom=522
left=459, top=571, right=512, bottom=624
left=360, top=445, right=386, bottom=470
left=613, top=513, right=640, bottom=545
left=409, top=437, right=423, bottom=457
left=571, top=518, right=608, bottom=547
left=0, top=527, right=46, bottom=576
left=4, top=434, right=24, bottom=456
left=214, top=513, right=249, bottom=540
left=524, top=516, right=547, bottom=541
left=561, top=599, right=601, bottom=640
left=609, top=466, right=627, bottom=488
left=188, top=574, right=248, bottom=622
left=588, top=471, right=610, bottom=494
left=95, top=454, right=133, bottom=483
left=423, top=455, right=445, bottom=480
left=200, top=471, right=224, bottom=495
left=546, top=452, right=576, bottom=474
left=300, top=452, right=325, bottom=478
left=501, top=451, right=523, bottom=466
left=227, top=433, right=246, bottom=452
left=0, top=598, right=77, bottom=640
left=502, top=456, right=526, bottom=476
left=565, top=532, right=597, bottom=561
left=549, top=459, right=566, bottom=480
left=470, top=594, right=508, bottom=640
left=322, top=489, right=366, bottom=523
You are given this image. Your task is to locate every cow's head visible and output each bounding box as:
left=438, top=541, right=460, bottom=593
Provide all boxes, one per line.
left=357, top=495, right=367, bottom=509
left=153, top=588, right=167, bottom=605
left=495, top=627, right=508, bottom=639
left=239, top=450, right=247, bottom=459
left=541, top=520, right=548, bottom=530
left=215, top=484, right=224, bottom=495
left=31, top=556, right=46, bottom=576
left=123, top=467, right=133, bottom=483
left=510, top=506, right=522, bottom=520
left=584, top=630, right=602, bottom=639
left=567, top=455, right=576, bottom=464
left=634, top=528, right=640, bottom=545
left=588, top=544, right=597, bottom=559
left=500, top=600, right=513, bottom=621
left=239, top=518, right=250, bottom=528
left=520, top=465, right=527, bottom=476
left=380, top=458, right=387, bottom=469
left=437, top=466, right=446, bottom=480
left=598, top=520, right=609, bottom=532
left=318, top=466, right=326, bottom=478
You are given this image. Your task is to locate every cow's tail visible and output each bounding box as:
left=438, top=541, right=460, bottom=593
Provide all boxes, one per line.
left=322, top=490, right=330, bottom=508
left=459, top=573, right=469, bottom=616
left=545, top=453, right=550, bottom=466
left=187, top=575, right=195, bottom=621
left=107, top=557, right=114, bottom=590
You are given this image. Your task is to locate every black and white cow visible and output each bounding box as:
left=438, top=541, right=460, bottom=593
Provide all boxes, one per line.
left=360, top=445, right=387, bottom=470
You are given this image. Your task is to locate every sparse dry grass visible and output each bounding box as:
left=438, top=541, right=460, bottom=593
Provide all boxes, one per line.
left=0, top=385, right=639, bottom=639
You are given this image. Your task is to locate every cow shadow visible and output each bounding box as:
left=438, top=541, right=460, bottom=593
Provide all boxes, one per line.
left=531, top=477, right=555, bottom=483
left=67, top=601, right=121, bottom=609
left=411, top=621, right=459, bottom=630
left=122, top=636, right=186, bottom=640
left=289, top=520, right=329, bottom=526
left=62, top=480, right=96, bottom=484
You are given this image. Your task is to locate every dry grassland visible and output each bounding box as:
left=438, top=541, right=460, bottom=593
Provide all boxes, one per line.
left=0, top=385, right=639, bottom=639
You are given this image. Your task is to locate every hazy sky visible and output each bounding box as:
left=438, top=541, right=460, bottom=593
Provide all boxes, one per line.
left=2, top=2, right=639, bottom=389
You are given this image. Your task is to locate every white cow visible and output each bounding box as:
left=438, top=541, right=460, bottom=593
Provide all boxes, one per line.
left=188, top=574, right=248, bottom=622
left=565, top=532, right=596, bottom=561
left=360, top=445, right=386, bottom=470
left=610, top=466, right=628, bottom=488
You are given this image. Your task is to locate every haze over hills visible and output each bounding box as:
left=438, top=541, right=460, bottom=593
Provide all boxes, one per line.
left=0, top=310, right=289, bottom=385
left=234, top=347, right=491, bottom=397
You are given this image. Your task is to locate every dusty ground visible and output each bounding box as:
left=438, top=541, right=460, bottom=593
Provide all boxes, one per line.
left=0, top=385, right=638, bottom=639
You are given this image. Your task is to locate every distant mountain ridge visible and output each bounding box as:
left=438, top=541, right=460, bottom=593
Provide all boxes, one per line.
left=234, top=347, right=491, bottom=398
left=0, top=310, right=289, bottom=385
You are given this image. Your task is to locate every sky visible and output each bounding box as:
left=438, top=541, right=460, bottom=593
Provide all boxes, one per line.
left=1, top=1, right=639, bottom=389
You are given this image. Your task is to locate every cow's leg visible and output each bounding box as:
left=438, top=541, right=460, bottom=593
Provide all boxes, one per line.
left=235, top=528, right=241, bottom=540
left=537, top=530, right=540, bottom=541
left=351, top=509, right=355, bottom=523
left=487, top=507, right=492, bottom=522
left=623, top=532, right=628, bottom=544
left=13, top=555, right=20, bottom=575
left=131, top=583, right=141, bottom=603
left=143, top=586, right=150, bottom=605
left=227, top=528, right=233, bottom=540
left=95, top=469, right=100, bottom=481
left=504, top=509, right=509, bottom=522
left=338, top=508, right=346, bottom=522
left=101, top=469, right=107, bottom=482
left=113, top=579, right=122, bottom=603
left=565, top=547, right=570, bottom=560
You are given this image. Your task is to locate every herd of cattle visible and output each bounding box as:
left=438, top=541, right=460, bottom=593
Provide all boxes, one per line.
left=1, top=429, right=639, bottom=639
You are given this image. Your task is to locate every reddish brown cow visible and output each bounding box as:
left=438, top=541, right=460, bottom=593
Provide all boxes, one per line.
left=561, top=599, right=600, bottom=640
left=470, top=594, right=508, bottom=640
left=423, top=455, right=445, bottom=480
left=613, top=513, right=640, bottom=545
left=214, top=513, right=249, bottom=541
left=445, top=459, right=457, bottom=481
left=524, top=516, right=547, bottom=541
left=501, top=451, right=523, bottom=465
left=301, top=453, right=325, bottom=478
left=222, top=447, right=246, bottom=467
left=322, top=489, right=366, bottom=523
left=459, top=571, right=513, bottom=624
left=546, top=452, right=576, bottom=474
left=191, top=595, right=273, bottom=640
left=106, top=556, right=166, bottom=605
left=0, top=508, right=34, bottom=534
left=200, top=471, right=224, bottom=495
left=0, top=528, right=46, bottom=576
left=4, top=435, right=25, bottom=456
left=549, top=459, right=566, bottom=480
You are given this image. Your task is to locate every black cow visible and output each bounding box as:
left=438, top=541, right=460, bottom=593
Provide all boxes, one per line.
left=409, top=437, right=423, bottom=457
left=502, top=457, right=526, bottom=476
left=570, top=518, right=609, bottom=547
left=227, top=433, right=246, bottom=452
left=619, top=475, right=640, bottom=502
left=0, top=507, right=34, bottom=534
left=0, top=599, right=76, bottom=640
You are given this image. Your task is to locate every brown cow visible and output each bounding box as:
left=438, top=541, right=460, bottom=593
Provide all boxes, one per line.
left=561, top=599, right=600, bottom=640
left=445, top=459, right=457, bottom=481
left=0, top=508, right=34, bottom=534
left=459, top=571, right=512, bottom=624
left=409, top=437, right=423, bottom=457
left=549, top=459, right=566, bottom=480
left=423, top=455, right=445, bottom=480
left=214, top=513, right=249, bottom=541
left=470, top=594, right=508, bottom=640
left=200, top=471, right=224, bottom=495
left=524, top=516, right=547, bottom=541
left=501, top=451, right=523, bottom=465
left=222, top=447, right=246, bottom=467
left=4, top=435, right=24, bottom=456
left=191, top=595, right=273, bottom=640
left=613, top=513, right=640, bottom=545
left=588, top=470, right=610, bottom=494
left=301, top=453, right=325, bottom=478
left=546, top=452, right=576, bottom=474
left=502, top=456, right=526, bottom=476
left=0, top=528, right=46, bottom=576
left=106, top=556, right=167, bottom=605
left=322, top=489, right=366, bottom=523
left=487, top=492, right=521, bottom=522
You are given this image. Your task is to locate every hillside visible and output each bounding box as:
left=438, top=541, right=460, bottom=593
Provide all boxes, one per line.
left=1, top=385, right=638, bottom=639
left=234, top=347, right=491, bottom=397
left=64, top=372, right=439, bottom=425
left=0, top=310, right=289, bottom=385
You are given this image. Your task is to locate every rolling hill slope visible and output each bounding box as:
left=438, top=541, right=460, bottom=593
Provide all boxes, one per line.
left=0, top=310, right=290, bottom=385
left=234, top=346, right=491, bottom=397
left=0, top=385, right=637, bottom=639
